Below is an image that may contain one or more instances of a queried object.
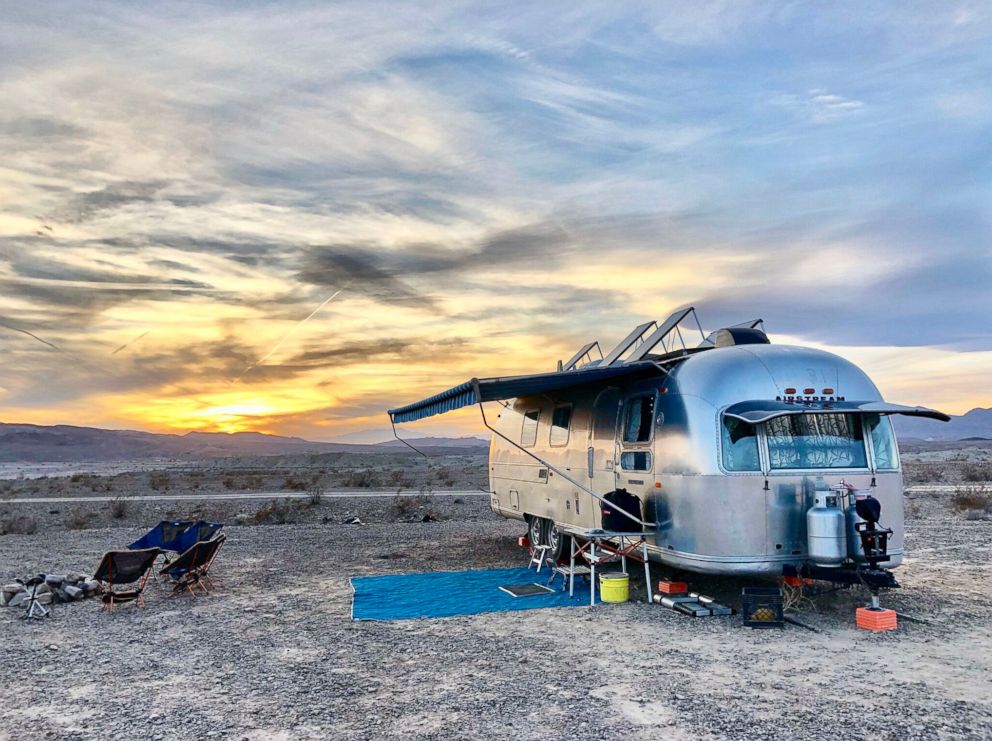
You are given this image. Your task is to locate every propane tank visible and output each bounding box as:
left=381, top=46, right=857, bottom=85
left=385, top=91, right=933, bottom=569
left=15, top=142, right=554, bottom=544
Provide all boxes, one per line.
left=806, top=491, right=847, bottom=567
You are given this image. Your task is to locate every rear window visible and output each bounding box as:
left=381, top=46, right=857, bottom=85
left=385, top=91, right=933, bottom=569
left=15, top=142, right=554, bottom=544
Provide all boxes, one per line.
left=866, top=414, right=899, bottom=471
left=721, top=417, right=760, bottom=472
left=766, top=413, right=867, bottom=470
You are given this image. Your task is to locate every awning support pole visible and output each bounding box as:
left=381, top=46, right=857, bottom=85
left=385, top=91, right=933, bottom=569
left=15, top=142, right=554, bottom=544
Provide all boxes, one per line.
left=389, top=417, right=429, bottom=459
left=472, top=381, right=654, bottom=530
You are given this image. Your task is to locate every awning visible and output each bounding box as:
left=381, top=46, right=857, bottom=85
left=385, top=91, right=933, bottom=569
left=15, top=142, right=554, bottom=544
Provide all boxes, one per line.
left=389, top=361, right=661, bottom=424
left=723, top=400, right=951, bottom=424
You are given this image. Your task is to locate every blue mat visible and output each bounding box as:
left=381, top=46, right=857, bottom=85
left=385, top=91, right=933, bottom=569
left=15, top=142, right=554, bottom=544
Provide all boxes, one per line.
left=350, top=566, right=592, bottom=621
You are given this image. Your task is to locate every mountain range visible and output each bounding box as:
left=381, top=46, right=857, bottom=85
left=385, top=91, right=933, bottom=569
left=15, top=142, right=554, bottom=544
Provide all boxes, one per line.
left=0, top=408, right=987, bottom=463
left=890, top=407, right=992, bottom=441
left=0, top=423, right=488, bottom=463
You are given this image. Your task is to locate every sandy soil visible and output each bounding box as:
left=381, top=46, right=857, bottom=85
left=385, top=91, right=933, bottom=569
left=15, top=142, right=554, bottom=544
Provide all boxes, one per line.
left=1, top=489, right=991, bottom=741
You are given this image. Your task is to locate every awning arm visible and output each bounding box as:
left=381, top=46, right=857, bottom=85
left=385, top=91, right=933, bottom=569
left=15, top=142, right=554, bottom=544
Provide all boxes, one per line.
left=390, top=417, right=429, bottom=459
left=472, top=379, right=655, bottom=530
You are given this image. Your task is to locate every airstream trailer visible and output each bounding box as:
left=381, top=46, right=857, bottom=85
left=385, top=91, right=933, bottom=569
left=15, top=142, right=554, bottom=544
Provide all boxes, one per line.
left=388, top=308, right=948, bottom=585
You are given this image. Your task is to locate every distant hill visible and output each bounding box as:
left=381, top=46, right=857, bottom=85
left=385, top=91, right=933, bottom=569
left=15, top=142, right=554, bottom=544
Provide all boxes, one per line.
left=0, top=423, right=490, bottom=463
left=891, top=407, right=992, bottom=441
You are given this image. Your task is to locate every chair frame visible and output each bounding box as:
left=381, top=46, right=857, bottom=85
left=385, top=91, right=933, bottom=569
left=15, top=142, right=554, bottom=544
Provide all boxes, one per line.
left=94, top=548, right=160, bottom=612
left=161, top=535, right=226, bottom=598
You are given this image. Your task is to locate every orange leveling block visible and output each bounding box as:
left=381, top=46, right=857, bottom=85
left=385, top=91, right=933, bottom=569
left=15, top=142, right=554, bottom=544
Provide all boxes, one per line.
left=857, top=607, right=898, bottom=632
left=658, top=580, right=688, bottom=595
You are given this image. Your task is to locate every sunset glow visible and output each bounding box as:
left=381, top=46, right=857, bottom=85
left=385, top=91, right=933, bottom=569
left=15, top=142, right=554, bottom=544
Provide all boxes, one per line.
left=0, top=4, right=988, bottom=440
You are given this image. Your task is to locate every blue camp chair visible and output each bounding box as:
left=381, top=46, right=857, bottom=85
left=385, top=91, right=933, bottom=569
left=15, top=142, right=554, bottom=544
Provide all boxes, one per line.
left=128, top=520, right=193, bottom=551
left=161, top=521, right=224, bottom=555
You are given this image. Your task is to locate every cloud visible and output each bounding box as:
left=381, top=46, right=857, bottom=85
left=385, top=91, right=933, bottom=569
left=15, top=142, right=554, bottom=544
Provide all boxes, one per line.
left=0, top=1, right=989, bottom=433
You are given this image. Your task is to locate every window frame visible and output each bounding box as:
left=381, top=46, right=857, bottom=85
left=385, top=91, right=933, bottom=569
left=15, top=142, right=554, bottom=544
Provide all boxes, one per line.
left=620, top=449, right=653, bottom=472
left=549, top=404, right=573, bottom=447
left=863, top=414, right=900, bottom=472
left=763, top=412, right=869, bottom=472
left=621, top=392, right=657, bottom=446
left=719, top=415, right=762, bottom=473
left=520, top=408, right=540, bottom=448
left=717, top=409, right=899, bottom=475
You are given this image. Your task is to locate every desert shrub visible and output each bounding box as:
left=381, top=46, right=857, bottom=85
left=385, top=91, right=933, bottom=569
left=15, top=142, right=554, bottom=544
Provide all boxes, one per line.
left=435, top=467, right=454, bottom=486
left=245, top=474, right=263, bottom=490
left=391, top=487, right=438, bottom=519
left=70, top=473, right=84, bottom=483
left=222, top=477, right=237, bottom=490
left=253, top=499, right=292, bottom=524
left=961, top=462, right=992, bottom=483
left=904, top=462, right=944, bottom=484
left=149, top=472, right=171, bottom=491
left=951, top=486, right=992, bottom=513
left=66, top=508, right=93, bottom=530
left=0, top=515, right=38, bottom=535
left=281, top=476, right=308, bottom=491
left=343, top=469, right=376, bottom=488
left=109, top=496, right=130, bottom=520
left=306, top=478, right=323, bottom=506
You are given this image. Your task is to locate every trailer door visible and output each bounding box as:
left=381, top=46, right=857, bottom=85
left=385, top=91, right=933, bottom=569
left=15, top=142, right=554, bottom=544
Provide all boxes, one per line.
left=588, top=388, right=621, bottom=499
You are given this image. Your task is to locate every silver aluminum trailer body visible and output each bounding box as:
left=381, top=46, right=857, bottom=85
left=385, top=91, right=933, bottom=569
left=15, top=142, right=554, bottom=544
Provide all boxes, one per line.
left=488, top=343, right=906, bottom=576
left=387, top=309, right=948, bottom=579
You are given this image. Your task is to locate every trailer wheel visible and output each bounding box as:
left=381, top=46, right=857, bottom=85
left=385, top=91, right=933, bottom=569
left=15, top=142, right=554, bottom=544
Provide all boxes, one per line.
left=543, top=519, right=571, bottom=562
left=527, top=516, right=544, bottom=551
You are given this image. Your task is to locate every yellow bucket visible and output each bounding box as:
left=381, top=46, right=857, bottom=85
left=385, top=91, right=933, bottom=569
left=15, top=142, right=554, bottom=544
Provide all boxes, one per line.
left=599, top=573, right=629, bottom=603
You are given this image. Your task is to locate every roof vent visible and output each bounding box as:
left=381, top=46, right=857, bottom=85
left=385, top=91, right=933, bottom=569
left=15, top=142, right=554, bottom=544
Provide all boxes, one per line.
left=702, top=327, right=770, bottom=347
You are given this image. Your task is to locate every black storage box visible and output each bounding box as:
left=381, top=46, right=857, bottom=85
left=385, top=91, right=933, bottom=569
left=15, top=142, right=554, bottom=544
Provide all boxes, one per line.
left=741, top=586, right=784, bottom=628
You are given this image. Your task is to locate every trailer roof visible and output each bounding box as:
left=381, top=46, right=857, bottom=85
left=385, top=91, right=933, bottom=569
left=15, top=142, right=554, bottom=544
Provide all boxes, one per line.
left=388, top=361, right=661, bottom=424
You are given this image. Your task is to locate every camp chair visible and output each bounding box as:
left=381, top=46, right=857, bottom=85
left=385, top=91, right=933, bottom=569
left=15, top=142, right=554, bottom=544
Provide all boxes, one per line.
left=127, top=520, right=193, bottom=551
left=160, top=534, right=226, bottom=598
left=161, top=521, right=223, bottom=556
left=92, top=548, right=161, bottom=611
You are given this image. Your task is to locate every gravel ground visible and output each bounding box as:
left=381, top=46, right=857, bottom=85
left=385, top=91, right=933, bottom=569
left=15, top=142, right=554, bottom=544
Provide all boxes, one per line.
left=1, top=492, right=991, bottom=740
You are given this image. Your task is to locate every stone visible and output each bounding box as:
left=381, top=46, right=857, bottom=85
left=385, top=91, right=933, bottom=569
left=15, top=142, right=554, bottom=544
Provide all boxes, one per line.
left=1, top=584, right=25, bottom=605
left=8, top=591, right=30, bottom=608
left=63, top=585, right=84, bottom=600
left=45, top=574, right=66, bottom=586
left=65, top=572, right=86, bottom=584
left=81, top=580, right=100, bottom=595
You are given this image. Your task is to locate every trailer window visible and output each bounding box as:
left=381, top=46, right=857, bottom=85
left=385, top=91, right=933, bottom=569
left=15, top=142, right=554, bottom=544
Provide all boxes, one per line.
left=622, top=395, right=655, bottom=443
left=721, top=418, right=760, bottom=471
left=549, top=405, right=572, bottom=446
left=620, top=450, right=651, bottom=471
left=766, top=413, right=868, bottom=470
left=521, top=409, right=540, bottom=447
left=865, top=414, right=899, bottom=471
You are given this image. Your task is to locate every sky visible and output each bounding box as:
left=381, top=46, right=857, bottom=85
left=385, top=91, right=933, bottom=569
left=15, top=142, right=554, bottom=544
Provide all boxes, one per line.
left=0, top=1, right=990, bottom=440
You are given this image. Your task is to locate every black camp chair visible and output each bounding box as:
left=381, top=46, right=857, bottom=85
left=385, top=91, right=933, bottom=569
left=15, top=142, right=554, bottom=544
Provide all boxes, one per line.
left=92, top=548, right=161, bottom=611
left=160, top=535, right=226, bottom=598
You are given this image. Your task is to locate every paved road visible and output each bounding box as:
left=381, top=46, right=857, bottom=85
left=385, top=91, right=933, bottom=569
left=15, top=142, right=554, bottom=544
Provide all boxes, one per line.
left=905, top=484, right=989, bottom=492
left=3, top=489, right=489, bottom=504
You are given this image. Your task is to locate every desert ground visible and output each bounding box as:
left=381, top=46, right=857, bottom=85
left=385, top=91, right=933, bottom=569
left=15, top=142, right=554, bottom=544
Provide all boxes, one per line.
left=1, top=445, right=991, bottom=740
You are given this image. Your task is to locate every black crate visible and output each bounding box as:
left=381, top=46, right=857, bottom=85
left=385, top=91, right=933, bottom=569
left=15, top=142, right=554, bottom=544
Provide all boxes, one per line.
left=741, top=587, right=784, bottom=629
